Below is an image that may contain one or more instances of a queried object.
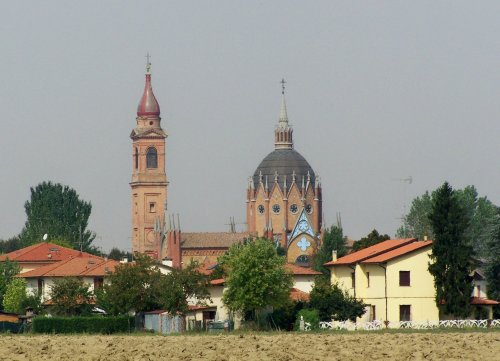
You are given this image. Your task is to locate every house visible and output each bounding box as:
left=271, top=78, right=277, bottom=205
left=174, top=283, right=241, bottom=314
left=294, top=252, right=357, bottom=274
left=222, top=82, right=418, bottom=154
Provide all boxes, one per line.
left=325, top=238, right=499, bottom=325
left=325, top=238, right=437, bottom=325
left=17, top=255, right=119, bottom=302
left=0, top=242, right=98, bottom=274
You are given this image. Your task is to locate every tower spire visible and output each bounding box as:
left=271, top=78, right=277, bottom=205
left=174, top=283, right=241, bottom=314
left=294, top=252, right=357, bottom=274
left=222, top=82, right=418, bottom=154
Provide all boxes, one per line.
left=137, top=53, right=160, bottom=117
left=274, top=78, right=293, bottom=150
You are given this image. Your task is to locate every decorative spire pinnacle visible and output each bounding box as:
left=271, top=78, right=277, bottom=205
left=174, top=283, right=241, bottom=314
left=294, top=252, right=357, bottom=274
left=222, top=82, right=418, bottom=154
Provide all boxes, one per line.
left=265, top=176, right=269, bottom=191
left=283, top=175, right=287, bottom=190
left=274, top=78, right=293, bottom=149
left=137, top=54, right=160, bottom=117
left=278, top=78, right=289, bottom=127
left=274, top=171, right=279, bottom=183
left=259, top=170, right=263, bottom=184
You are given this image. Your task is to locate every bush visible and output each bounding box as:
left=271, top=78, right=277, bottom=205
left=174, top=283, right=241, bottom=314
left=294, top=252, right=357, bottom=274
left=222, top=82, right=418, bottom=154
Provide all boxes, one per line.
left=294, top=309, right=319, bottom=331
left=32, top=316, right=134, bottom=334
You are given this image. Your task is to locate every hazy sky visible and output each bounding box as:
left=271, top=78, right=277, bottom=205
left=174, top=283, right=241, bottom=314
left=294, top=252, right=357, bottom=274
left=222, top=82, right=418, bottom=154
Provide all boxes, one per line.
left=1, top=1, right=499, bottom=252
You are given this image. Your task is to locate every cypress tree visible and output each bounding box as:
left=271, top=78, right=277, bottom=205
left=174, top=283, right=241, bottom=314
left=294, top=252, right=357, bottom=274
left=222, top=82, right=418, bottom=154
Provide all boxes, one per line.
left=428, top=182, right=474, bottom=318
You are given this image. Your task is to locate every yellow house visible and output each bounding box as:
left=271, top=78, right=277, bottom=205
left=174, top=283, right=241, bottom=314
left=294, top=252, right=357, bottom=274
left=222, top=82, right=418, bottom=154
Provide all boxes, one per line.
left=325, top=238, right=439, bottom=326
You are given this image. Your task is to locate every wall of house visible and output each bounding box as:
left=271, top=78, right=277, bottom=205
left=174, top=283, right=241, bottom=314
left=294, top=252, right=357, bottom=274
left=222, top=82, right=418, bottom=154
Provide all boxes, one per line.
left=25, top=276, right=104, bottom=302
left=293, top=274, right=316, bottom=293
left=206, top=285, right=242, bottom=329
left=473, top=279, right=488, bottom=298
left=330, top=265, right=355, bottom=297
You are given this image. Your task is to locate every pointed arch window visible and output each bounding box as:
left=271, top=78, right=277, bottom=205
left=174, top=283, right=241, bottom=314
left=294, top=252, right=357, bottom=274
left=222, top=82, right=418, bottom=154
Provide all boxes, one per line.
left=146, top=147, right=158, bottom=168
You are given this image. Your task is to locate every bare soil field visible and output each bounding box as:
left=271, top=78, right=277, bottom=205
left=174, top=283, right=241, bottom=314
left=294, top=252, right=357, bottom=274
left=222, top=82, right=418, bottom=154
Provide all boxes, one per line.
left=0, top=331, right=499, bottom=361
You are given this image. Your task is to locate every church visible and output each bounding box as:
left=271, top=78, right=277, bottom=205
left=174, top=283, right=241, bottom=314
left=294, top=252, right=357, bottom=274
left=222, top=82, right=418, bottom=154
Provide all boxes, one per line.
left=129, top=61, right=323, bottom=268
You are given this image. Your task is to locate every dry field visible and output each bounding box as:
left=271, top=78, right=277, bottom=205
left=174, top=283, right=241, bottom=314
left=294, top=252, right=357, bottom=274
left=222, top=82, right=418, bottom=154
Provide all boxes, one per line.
left=0, top=331, right=499, bottom=361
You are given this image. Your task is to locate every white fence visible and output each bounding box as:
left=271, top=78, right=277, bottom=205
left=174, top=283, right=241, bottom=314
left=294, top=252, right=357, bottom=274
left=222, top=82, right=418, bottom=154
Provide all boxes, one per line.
left=313, top=319, right=500, bottom=331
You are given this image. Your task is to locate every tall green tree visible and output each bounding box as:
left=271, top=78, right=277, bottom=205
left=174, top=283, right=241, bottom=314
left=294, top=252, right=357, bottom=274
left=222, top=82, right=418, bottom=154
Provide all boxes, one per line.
left=309, top=277, right=366, bottom=321
left=484, top=207, right=500, bottom=305
left=2, top=278, right=28, bottom=314
left=396, top=191, right=433, bottom=239
left=428, top=182, right=474, bottom=318
left=49, top=277, right=93, bottom=316
left=19, top=181, right=95, bottom=251
left=159, top=261, right=211, bottom=315
left=96, top=254, right=163, bottom=315
left=352, top=229, right=390, bottom=252
left=397, top=185, right=499, bottom=258
left=221, top=238, right=293, bottom=322
left=0, top=259, right=21, bottom=310
left=313, top=225, right=347, bottom=275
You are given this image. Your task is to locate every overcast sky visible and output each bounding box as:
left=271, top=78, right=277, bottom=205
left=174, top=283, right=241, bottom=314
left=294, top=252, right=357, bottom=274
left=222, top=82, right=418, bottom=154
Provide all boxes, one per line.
left=1, top=1, right=499, bottom=252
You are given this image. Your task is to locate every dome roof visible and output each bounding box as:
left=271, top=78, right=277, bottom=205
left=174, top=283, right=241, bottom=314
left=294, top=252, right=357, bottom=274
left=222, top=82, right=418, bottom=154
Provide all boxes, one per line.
left=253, top=149, right=315, bottom=186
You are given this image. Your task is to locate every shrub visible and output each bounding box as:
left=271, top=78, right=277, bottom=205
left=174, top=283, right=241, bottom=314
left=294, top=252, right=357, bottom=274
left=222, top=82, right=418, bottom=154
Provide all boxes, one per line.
left=294, top=309, right=319, bottom=331
left=32, top=316, right=133, bottom=334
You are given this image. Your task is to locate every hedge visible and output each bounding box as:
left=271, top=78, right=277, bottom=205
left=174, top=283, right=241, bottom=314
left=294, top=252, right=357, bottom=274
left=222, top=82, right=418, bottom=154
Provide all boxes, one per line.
left=32, top=316, right=134, bottom=334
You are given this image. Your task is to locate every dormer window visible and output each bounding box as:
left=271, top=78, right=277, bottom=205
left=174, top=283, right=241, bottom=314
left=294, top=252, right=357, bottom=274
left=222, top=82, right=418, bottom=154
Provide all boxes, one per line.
left=146, top=147, right=158, bottom=168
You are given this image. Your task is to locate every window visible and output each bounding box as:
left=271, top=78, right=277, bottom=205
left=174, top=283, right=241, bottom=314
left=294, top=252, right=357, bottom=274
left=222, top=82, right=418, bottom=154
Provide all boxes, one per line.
left=476, top=285, right=481, bottom=298
left=400, top=305, right=411, bottom=321
left=296, top=255, right=310, bottom=267
left=351, top=272, right=356, bottom=288
left=37, top=278, right=44, bottom=296
left=146, top=147, right=158, bottom=168
left=367, top=272, right=370, bottom=287
left=94, top=277, right=104, bottom=290
left=149, top=202, right=156, bottom=213
left=370, top=305, right=376, bottom=321
left=135, top=147, right=139, bottom=169
left=399, top=271, right=410, bottom=286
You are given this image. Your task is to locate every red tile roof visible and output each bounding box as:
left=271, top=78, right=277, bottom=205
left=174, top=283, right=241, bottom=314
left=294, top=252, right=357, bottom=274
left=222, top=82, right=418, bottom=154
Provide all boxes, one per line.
left=188, top=305, right=216, bottom=311
left=362, top=240, right=433, bottom=263
left=0, top=242, right=97, bottom=263
left=18, top=256, right=119, bottom=278
left=470, top=297, right=499, bottom=305
left=286, top=264, right=322, bottom=275
left=210, top=278, right=225, bottom=286
left=324, top=238, right=417, bottom=266
left=289, top=288, right=310, bottom=302
left=181, top=232, right=251, bottom=249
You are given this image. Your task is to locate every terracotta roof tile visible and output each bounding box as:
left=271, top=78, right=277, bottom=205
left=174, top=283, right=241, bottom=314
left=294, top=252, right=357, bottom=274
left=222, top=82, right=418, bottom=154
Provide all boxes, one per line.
left=18, top=256, right=119, bottom=278
left=362, top=240, right=432, bottom=263
left=181, top=232, right=250, bottom=249
left=0, top=242, right=96, bottom=263
left=324, top=238, right=417, bottom=266
left=286, top=264, right=322, bottom=275
left=289, top=288, right=310, bottom=302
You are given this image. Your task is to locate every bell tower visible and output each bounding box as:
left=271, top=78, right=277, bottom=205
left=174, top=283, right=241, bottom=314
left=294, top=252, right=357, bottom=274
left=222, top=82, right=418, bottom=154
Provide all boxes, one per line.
left=130, top=56, right=168, bottom=258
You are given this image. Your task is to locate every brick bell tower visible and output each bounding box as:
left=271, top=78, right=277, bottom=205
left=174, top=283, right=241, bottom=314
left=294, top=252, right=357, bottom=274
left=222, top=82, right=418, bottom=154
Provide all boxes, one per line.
left=130, top=57, right=168, bottom=258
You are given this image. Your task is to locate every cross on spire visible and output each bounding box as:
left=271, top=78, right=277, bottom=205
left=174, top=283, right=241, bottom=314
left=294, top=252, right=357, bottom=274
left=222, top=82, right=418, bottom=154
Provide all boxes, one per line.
left=145, top=52, right=151, bottom=74
left=280, top=78, right=286, bottom=95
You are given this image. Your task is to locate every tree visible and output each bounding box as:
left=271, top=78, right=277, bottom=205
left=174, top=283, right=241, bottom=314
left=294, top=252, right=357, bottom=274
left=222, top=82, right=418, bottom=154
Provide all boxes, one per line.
left=19, top=181, right=95, bottom=251
left=309, top=277, right=366, bottom=321
left=108, top=247, right=132, bottom=262
left=0, top=259, right=21, bottom=310
left=221, top=238, right=293, bottom=321
left=352, top=229, right=390, bottom=252
left=484, top=207, right=500, bottom=305
left=396, top=191, right=433, bottom=239
left=96, top=254, right=162, bottom=315
left=428, top=182, right=474, bottom=318
left=0, top=236, right=22, bottom=254
left=159, top=261, right=211, bottom=315
left=397, top=185, right=500, bottom=258
left=49, top=277, right=93, bottom=316
left=313, top=225, right=347, bottom=275
left=2, top=278, right=27, bottom=314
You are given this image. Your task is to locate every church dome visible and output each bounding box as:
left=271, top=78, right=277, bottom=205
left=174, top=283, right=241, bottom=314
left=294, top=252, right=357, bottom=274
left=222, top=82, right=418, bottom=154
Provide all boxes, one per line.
left=137, top=73, right=160, bottom=117
left=253, top=148, right=315, bottom=186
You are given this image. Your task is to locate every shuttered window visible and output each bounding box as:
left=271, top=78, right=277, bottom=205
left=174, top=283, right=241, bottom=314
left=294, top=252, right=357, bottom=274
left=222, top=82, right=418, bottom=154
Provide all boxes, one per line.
left=399, top=271, right=410, bottom=286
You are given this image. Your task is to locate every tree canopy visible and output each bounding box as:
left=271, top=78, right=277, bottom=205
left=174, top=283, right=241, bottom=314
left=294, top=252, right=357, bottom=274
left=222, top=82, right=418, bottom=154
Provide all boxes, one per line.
left=220, top=238, right=293, bottom=319
left=484, top=207, right=500, bottom=305
left=19, top=181, right=95, bottom=251
left=2, top=278, right=27, bottom=314
left=309, top=277, right=366, bottom=321
left=428, top=182, right=474, bottom=318
left=313, top=225, right=347, bottom=275
left=49, top=277, right=93, bottom=316
left=0, top=259, right=21, bottom=310
left=397, top=185, right=500, bottom=258
left=351, top=229, right=390, bottom=252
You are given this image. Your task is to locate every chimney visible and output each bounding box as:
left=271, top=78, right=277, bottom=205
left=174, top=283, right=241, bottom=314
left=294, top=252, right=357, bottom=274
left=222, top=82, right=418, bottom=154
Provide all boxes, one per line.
left=120, top=256, right=128, bottom=264
left=332, top=250, right=337, bottom=262
left=424, top=235, right=428, bottom=241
